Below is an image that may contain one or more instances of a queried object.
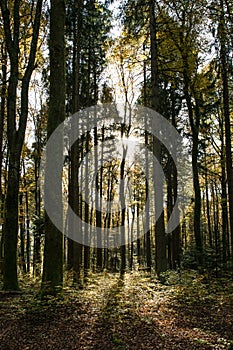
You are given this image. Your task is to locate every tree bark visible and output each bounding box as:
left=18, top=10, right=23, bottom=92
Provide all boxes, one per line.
left=219, top=0, right=233, bottom=257
left=0, top=0, right=43, bottom=290
left=149, top=0, right=167, bottom=275
left=41, top=0, right=65, bottom=296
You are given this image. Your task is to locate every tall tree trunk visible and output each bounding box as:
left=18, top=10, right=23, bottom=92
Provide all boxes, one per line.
left=204, top=151, right=213, bottom=249
left=25, top=190, right=30, bottom=274
left=0, top=44, right=6, bottom=205
left=1, top=0, right=43, bottom=290
left=220, top=116, right=229, bottom=263
left=120, top=146, right=127, bottom=275
left=67, top=0, right=81, bottom=271
left=84, top=131, right=90, bottom=278
left=68, top=0, right=83, bottom=285
left=219, top=0, right=233, bottom=257
left=19, top=192, right=26, bottom=274
left=170, top=92, right=181, bottom=269
left=33, top=121, right=42, bottom=276
left=41, top=0, right=65, bottom=296
left=145, top=129, right=151, bottom=271
left=149, top=0, right=167, bottom=275
left=94, top=126, right=102, bottom=270
left=183, top=71, right=203, bottom=266
left=0, top=43, right=7, bottom=275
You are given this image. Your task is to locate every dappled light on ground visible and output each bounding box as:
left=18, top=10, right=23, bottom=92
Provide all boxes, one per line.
left=0, top=271, right=233, bottom=349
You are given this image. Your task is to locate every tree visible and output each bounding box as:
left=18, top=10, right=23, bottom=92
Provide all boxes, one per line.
left=41, top=0, right=65, bottom=296
left=0, top=40, right=7, bottom=274
left=0, top=0, right=43, bottom=290
left=67, top=0, right=83, bottom=285
left=31, top=105, right=47, bottom=276
left=155, top=0, right=208, bottom=266
left=218, top=0, right=233, bottom=257
left=149, top=0, right=167, bottom=275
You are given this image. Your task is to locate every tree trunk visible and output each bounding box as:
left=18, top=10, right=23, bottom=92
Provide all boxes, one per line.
left=41, top=0, right=65, bottom=296
left=183, top=72, right=203, bottom=266
left=25, top=190, right=30, bottom=274
left=120, top=146, right=127, bottom=275
left=1, top=0, right=43, bottom=290
left=219, top=0, right=233, bottom=258
left=4, top=153, right=21, bottom=289
left=19, top=193, right=26, bottom=274
left=220, top=118, right=229, bottom=263
left=0, top=43, right=7, bottom=275
left=149, top=0, right=167, bottom=275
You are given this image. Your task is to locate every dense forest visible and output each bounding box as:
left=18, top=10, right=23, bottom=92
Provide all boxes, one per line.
left=0, top=0, right=233, bottom=349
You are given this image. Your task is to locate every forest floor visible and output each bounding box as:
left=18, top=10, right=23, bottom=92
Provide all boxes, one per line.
left=0, top=270, right=233, bottom=350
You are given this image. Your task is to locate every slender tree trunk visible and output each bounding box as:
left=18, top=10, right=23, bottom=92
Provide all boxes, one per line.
left=170, top=94, right=181, bottom=269
left=0, top=44, right=7, bottom=275
left=94, top=126, right=102, bottom=270
left=0, top=44, right=6, bottom=204
left=219, top=0, right=233, bottom=258
left=33, top=127, right=42, bottom=276
left=183, top=72, right=203, bottom=266
left=84, top=132, right=90, bottom=278
left=220, top=119, right=229, bottom=263
left=204, top=155, right=213, bottom=249
left=19, top=192, right=26, bottom=273
left=25, top=190, right=30, bottom=274
left=2, top=0, right=20, bottom=286
left=69, top=0, right=83, bottom=285
left=145, top=119, right=151, bottom=270
left=1, top=0, right=43, bottom=290
left=136, top=200, right=141, bottom=267
left=120, top=146, right=127, bottom=275
left=4, top=152, right=21, bottom=289
left=149, top=0, right=167, bottom=275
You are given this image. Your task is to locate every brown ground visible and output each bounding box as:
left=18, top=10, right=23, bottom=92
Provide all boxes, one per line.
left=0, top=271, right=233, bottom=350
